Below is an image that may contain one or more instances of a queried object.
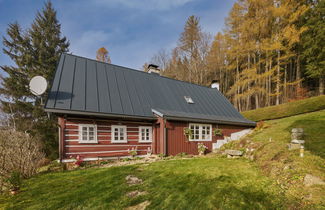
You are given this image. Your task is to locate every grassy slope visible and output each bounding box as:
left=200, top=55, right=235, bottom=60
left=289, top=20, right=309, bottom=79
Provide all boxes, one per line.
left=1, top=158, right=284, bottom=210
left=224, top=110, right=325, bottom=208
left=241, top=95, right=325, bottom=121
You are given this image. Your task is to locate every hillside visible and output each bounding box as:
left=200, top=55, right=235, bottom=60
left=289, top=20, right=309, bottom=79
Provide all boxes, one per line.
left=223, top=110, right=325, bottom=208
left=241, top=95, right=325, bottom=121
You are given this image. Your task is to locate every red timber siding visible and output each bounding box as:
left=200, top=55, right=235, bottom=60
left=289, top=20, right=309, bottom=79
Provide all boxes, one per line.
left=165, top=121, right=249, bottom=156
left=61, top=117, right=154, bottom=160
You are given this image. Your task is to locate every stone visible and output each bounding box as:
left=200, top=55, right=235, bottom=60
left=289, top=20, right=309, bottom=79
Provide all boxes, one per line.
left=291, top=128, right=304, bottom=140
left=125, top=201, right=151, bottom=210
left=303, top=174, right=325, bottom=187
left=291, top=140, right=305, bottom=144
left=126, top=190, right=147, bottom=198
left=125, top=175, right=143, bottom=185
left=225, top=149, right=243, bottom=156
left=283, top=165, right=291, bottom=170
left=288, top=143, right=301, bottom=150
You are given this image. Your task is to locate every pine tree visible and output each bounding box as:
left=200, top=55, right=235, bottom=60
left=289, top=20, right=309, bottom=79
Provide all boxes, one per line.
left=0, top=1, right=69, bottom=158
left=302, top=0, right=325, bottom=95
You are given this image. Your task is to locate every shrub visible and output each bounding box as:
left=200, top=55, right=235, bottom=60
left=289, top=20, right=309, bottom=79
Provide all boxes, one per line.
left=6, top=171, right=22, bottom=191
left=128, top=147, right=138, bottom=157
left=197, top=143, right=208, bottom=155
left=0, top=129, right=44, bottom=193
left=213, top=128, right=223, bottom=136
left=176, top=152, right=188, bottom=157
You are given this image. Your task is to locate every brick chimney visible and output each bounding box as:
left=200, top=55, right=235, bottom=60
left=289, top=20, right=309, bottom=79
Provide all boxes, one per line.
left=147, top=64, right=160, bottom=75
left=211, top=80, right=220, bottom=90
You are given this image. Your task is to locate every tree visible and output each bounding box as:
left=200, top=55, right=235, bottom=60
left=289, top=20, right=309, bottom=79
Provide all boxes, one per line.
left=150, top=49, right=170, bottom=71
left=163, top=15, right=211, bottom=85
left=302, top=0, right=325, bottom=95
left=0, top=1, right=69, bottom=158
left=96, top=47, right=111, bottom=63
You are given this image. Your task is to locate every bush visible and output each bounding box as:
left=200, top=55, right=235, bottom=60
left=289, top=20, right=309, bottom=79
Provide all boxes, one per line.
left=0, top=129, right=45, bottom=193
left=6, top=171, right=22, bottom=191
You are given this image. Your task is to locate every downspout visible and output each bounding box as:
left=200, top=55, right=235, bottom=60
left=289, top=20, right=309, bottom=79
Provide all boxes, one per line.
left=58, top=124, right=62, bottom=163
left=163, top=118, right=167, bottom=156
left=57, top=116, right=66, bottom=163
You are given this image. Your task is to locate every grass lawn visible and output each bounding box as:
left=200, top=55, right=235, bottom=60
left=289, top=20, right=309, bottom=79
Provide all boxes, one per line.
left=224, top=110, right=325, bottom=208
left=241, top=95, right=325, bottom=121
left=252, top=109, right=325, bottom=158
left=0, top=158, right=285, bottom=210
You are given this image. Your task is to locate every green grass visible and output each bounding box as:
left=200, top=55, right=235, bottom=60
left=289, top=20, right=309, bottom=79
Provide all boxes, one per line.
left=0, top=158, right=285, bottom=210
left=225, top=110, right=325, bottom=208
left=253, top=110, right=325, bottom=158
left=241, top=95, right=325, bottom=121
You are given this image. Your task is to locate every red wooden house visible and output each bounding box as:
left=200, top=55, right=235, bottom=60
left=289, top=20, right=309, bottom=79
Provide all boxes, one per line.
left=45, top=54, right=255, bottom=162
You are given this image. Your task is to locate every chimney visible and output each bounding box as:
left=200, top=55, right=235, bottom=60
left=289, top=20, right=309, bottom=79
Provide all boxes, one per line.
left=211, top=80, right=220, bottom=90
left=147, top=64, right=160, bottom=75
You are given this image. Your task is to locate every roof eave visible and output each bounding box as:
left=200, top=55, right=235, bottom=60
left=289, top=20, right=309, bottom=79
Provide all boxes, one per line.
left=45, top=108, right=156, bottom=121
left=164, top=116, right=256, bottom=127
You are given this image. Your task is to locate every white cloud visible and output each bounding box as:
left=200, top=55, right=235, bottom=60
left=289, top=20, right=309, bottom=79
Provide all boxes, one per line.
left=69, top=30, right=112, bottom=59
left=94, top=0, right=194, bottom=10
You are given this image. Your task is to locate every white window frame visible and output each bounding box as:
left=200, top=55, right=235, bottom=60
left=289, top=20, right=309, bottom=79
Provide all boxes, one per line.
left=111, top=125, right=127, bottom=143
left=189, top=123, right=212, bottom=141
left=138, top=126, right=153, bottom=143
left=78, top=124, right=98, bottom=143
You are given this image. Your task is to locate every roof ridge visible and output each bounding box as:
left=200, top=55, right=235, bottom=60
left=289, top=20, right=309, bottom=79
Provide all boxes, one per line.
left=62, top=53, right=215, bottom=91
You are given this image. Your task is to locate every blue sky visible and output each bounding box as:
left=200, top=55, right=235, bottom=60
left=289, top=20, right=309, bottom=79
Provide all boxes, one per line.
left=0, top=0, right=235, bottom=75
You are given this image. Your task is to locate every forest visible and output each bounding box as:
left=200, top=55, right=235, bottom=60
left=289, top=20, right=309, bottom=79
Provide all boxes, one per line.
left=148, top=0, right=324, bottom=111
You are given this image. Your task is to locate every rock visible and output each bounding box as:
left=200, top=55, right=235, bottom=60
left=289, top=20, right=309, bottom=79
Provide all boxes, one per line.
left=288, top=143, right=301, bottom=150
left=225, top=149, right=243, bottom=156
left=125, top=201, right=151, bottom=210
left=126, top=190, right=147, bottom=198
left=303, top=174, right=325, bottom=187
left=291, top=128, right=304, bottom=140
left=125, top=175, right=143, bottom=185
left=283, top=165, right=291, bottom=170
left=291, top=140, right=305, bottom=144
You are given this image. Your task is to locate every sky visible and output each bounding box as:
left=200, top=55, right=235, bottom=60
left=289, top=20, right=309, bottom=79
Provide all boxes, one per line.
left=0, top=0, right=235, bottom=75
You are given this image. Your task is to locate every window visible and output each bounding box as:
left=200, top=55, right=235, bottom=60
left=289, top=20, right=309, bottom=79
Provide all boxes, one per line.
left=79, top=124, right=97, bottom=143
left=111, top=125, right=127, bottom=143
left=189, top=124, right=212, bottom=141
left=184, top=96, right=194, bottom=104
left=139, top=126, right=152, bottom=143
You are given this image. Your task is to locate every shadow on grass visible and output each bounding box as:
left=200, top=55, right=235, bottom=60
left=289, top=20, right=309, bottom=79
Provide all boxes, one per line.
left=286, top=119, right=325, bottom=158
left=144, top=172, right=284, bottom=209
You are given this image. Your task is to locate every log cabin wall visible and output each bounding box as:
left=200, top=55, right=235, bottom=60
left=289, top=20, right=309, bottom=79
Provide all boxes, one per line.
left=60, top=116, right=155, bottom=160
left=165, top=121, right=249, bottom=156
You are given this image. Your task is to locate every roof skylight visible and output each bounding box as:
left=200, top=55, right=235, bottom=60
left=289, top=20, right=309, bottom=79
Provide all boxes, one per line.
left=184, top=96, right=194, bottom=104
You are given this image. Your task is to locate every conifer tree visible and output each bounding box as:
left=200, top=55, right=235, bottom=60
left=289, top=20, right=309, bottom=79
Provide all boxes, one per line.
left=302, top=0, right=325, bottom=95
left=0, top=1, right=69, bottom=158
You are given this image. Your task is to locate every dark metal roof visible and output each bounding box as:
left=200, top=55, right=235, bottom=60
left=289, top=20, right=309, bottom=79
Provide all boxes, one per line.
left=45, top=53, right=255, bottom=126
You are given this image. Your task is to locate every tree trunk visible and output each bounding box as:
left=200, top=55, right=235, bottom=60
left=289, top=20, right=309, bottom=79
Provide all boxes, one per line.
left=284, top=64, right=287, bottom=103
left=276, top=50, right=281, bottom=105
left=236, top=56, right=241, bottom=111
left=246, top=54, right=251, bottom=110
left=296, top=55, right=301, bottom=88
left=320, top=77, right=324, bottom=95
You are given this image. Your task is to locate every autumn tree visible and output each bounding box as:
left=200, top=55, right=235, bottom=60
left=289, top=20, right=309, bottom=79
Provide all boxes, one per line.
left=96, top=47, right=111, bottom=63
left=150, top=0, right=321, bottom=111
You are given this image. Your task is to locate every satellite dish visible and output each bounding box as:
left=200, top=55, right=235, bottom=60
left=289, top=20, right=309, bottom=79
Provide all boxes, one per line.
left=29, top=76, right=48, bottom=96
